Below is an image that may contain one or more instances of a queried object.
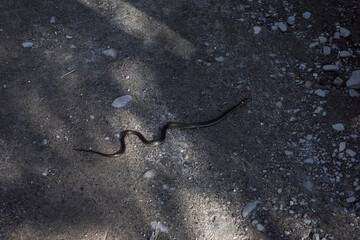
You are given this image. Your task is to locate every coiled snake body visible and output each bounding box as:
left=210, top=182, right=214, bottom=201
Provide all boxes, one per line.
left=74, top=98, right=251, bottom=157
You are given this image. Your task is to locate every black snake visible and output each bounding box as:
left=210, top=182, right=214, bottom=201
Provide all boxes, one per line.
left=74, top=98, right=251, bottom=157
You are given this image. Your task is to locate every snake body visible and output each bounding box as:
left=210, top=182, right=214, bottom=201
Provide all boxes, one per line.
left=74, top=98, right=251, bottom=157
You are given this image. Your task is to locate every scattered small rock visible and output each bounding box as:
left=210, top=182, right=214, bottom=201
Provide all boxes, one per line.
left=339, top=27, right=351, bottom=38
left=42, top=139, right=48, bottom=145
left=318, top=36, right=327, bottom=44
left=309, top=42, right=319, bottom=48
left=303, top=181, right=313, bottom=191
left=242, top=200, right=261, bottom=218
left=150, top=221, right=169, bottom=234
left=278, top=22, right=287, bottom=32
left=304, top=158, right=314, bottom=164
left=333, top=77, right=343, bottom=86
left=323, top=46, right=331, bottom=55
left=339, top=50, right=352, bottom=57
left=349, top=89, right=360, bottom=97
left=143, top=170, right=156, bottom=179
left=285, top=150, right=293, bottom=156
left=102, top=48, right=118, bottom=59
left=312, top=233, right=320, bottom=240
left=287, top=16, right=295, bottom=25
left=345, top=149, right=356, bottom=157
left=65, top=35, right=73, bottom=39
left=323, top=65, right=339, bottom=71
left=253, top=26, right=262, bottom=35
left=302, top=12, right=311, bottom=19
left=90, top=115, right=95, bottom=120
left=346, top=196, right=356, bottom=203
left=275, top=101, right=283, bottom=108
left=215, top=56, right=224, bottom=62
left=314, top=89, right=326, bottom=97
left=50, top=16, right=56, bottom=23
left=332, top=123, right=345, bottom=131
left=111, top=95, right=132, bottom=108
left=21, top=42, right=33, bottom=48
left=346, top=70, right=360, bottom=89
left=256, top=224, right=265, bottom=231
left=304, top=81, right=313, bottom=88
left=339, top=142, right=346, bottom=152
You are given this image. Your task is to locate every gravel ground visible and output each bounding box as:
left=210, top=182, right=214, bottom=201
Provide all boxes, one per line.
left=1, top=0, right=359, bottom=239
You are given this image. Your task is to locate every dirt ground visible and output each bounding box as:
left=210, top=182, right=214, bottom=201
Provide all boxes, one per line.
left=1, top=0, right=359, bottom=239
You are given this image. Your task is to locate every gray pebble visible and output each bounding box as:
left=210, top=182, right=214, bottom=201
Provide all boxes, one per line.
left=339, top=142, right=346, bottom=152
left=256, top=224, right=265, bottom=231
left=215, top=56, right=224, bottom=62
left=346, top=70, right=360, bottom=89
left=346, top=196, right=356, bottom=203
left=323, top=46, right=331, bottom=55
left=323, top=65, right=339, bottom=71
left=287, top=16, right=295, bottom=25
left=345, top=149, right=356, bottom=157
left=50, top=16, right=56, bottom=23
left=102, top=48, right=118, bottom=59
left=143, top=170, right=156, bottom=179
left=275, top=101, right=283, bottom=108
left=314, top=89, right=326, bottom=97
left=21, top=42, right=33, bottom=48
left=333, top=77, right=343, bottom=86
left=318, top=36, right=327, bottom=44
left=304, top=158, right=314, bottom=164
left=253, top=26, right=262, bottom=35
left=332, top=123, right=345, bottom=131
left=339, top=27, right=351, bottom=38
left=309, top=42, right=319, bottom=48
left=42, top=139, right=48, bottom=145
left=304, top=81, right=313, bottom=88
left=339, top=50, right=352, bottom=57
left=242, top=200, right=261, bottom=218
left=349, top=89, right=360, bottom=97
left=285, top=150, right=293, bottom=156
left=333, top=32, right=340, bottom=39
left=65, top=35, right=73, bottom=39
left=111, top=95, right=132, bottom=108
left=302, top=12, right=311, bottom=19
left=278, top=22, right=287, bottom=32
left=312, top=233, right=320, bottom=240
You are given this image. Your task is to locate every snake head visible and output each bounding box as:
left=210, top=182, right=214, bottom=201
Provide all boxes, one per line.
left=241, top=98, right=252, bottom=105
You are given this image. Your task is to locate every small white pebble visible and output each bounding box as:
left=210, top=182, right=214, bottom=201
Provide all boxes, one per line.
left=90, top=115, right=95, bottom=119
left=332, top=123, right=344, bottom=131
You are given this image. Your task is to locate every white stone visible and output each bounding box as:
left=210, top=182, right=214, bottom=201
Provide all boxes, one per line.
left=65, top=35, right=72, bottom=39
left=111, top=95, right=132, bottom=108
left=42, top=139, right=48, bottom=145
left=339, top=51, right=352, bottom=57
left=318, top=36, right=327, bottom=44
left=339, top=27, right=351, bottom=38
left=333, top=77, right=343, bottom=86
left=312, top=233, right=320, bottom=240
left=215, top=56, right=224, bottom=62
left=253, top=26, right=262, bottom=35
left=346, top=70, right=360, bottom=89
left=90, top=115, right=95, bottom=120
left=150, top=221, right=169, bottom=234
left=242, top=200, right=261, bottom=218
left=339, top=142, right=346, bottom=152
left=21, top=42, right=33, bottom=48
left=50, top=16, right=56, bottom=23
left=287, top=16, right=295, bottom=25
left=323, top=46, right=331, bottom=55
left=314, top=89, right=326, bottom=97
left=278, top=22, right=287, bottom=32
left=102, top=48, right=118, bottom=58
left=302, top=12, right=311, bottom=19
left=346, top=196, right=356, bottom=203
left=323, top=65, right=339, bottom=71
left=304, top=219, right=311, bottom=225
left=143, top=170, right=156, bottom=179
left=345, top=149, right=356, bottom=157
left=256, top=224, right=265, bottom=231
left=332, top=123, right=344, bottom=131
left=349, top=89, right=360, bottom=97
